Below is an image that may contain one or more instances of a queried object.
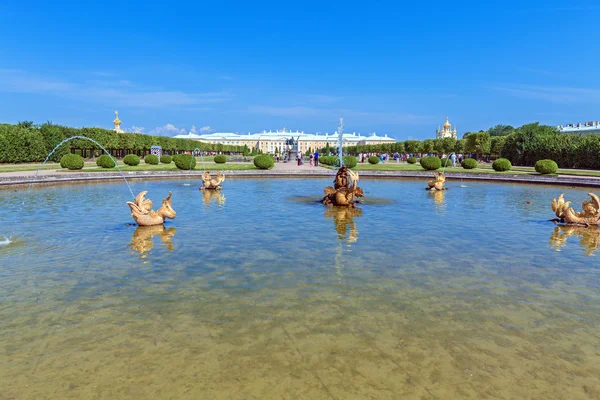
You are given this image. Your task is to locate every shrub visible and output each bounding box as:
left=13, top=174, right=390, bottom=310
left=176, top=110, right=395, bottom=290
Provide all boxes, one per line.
left=343, top=156, right=357, bottom=168
left=535, top=159, right=558, bottom=174
left=368, top=156, right=380, bottom=164
left=160, top=155, right=172, bottom=164
left=407, top=156, right=417, bottom=164
left=60, top=153, right=84, bottom=170
left=253, top=154, right=274, bottom=169
left=461, top=158, right=478, bottom=169
left=420, top=156, right=441, bottom=170
left=173, top=154, right=196, bottom=170
left=318, top=156, right=337, bottom=166
left=123, top=154, right=140, bottom=166
left=214, top=155, right=227, bottom=164
left=144, top=154, right=159, bottom=165
left=492, top=158, right=512, bottom=172
left=96, top=154, right=115, bottom=168
left=439, top=157, right=452, bottom=168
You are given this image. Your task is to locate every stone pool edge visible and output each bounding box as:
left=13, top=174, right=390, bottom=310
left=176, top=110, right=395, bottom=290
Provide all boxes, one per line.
left=1, top=169, right=600, bottom=188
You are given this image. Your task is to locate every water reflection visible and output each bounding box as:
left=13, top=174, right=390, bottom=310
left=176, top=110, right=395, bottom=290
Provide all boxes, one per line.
left=128, top=225, right=177, bottom=258
left=324, top=206, right=362, bottom=243
left=201, top=189, right=226, bottom=207
left=550, top=224, right=600, bottom=256
left=429, top=190, right=446, bottom=208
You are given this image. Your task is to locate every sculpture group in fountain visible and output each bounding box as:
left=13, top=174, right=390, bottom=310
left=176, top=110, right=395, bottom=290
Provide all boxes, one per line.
left=426, top=172, right=447, bottom=191
left=200, top=171, right=225, bottom=191
left=126, top=191, right=176, bottom=226
left=552, top=193, right=600, bottom=226
left=322, top=166, right=364, bottom=207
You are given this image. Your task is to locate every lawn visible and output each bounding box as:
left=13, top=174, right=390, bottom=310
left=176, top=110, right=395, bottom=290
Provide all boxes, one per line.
left=77, top=162, right=258, bottom=172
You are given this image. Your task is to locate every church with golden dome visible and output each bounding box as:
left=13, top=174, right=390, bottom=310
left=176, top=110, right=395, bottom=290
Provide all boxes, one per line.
left=113, top=110, right=124, bottom=133
left=436, top=117, right=457, bottom=139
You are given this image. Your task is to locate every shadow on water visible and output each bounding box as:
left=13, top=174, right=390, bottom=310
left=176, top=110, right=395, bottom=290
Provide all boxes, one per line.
left=128, top=225, right=177, bottom=258
left=550, top=225, right=600, bottom=256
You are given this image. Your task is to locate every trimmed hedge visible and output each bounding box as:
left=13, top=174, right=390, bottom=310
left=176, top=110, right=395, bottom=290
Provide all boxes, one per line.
left=254, top=154, right=274, bottom=169
left=123, top=154, right=140, bottom=166
left=343, top=156, right=357, bottom=168
left=439, top=157, right=452, bottom=168
left=214, top=155, right=227, bottom=164
left=368, top=156, right=380, bottom=164
left=96, top=154, right=115, bottom=168
left=492, top=158, right=512, bottom=171
left=60, top=153, right=84, bottom=170
left=173, top=154, right=196, bottom=170
left=318, top=155, right=357, bottom=168
left=535, top=159, right=558, bottom=174
left=160, top=155, right=172, bottom=164
left=144, top=154, right=159, bottom=165
left=461, top=158, right=478, bottom=169
left=407, top=156, right=417, bottom=164
left=420, top=156, right=441, bottom=170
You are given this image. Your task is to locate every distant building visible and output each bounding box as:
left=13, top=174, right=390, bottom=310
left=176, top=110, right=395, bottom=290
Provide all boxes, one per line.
left=557, top=121, right=600, bottom=135
left=113, top=110, right=124, bottom=133
left=436, top=117, right=457, bottom=139
left=173, top=128, right=396, bottom=154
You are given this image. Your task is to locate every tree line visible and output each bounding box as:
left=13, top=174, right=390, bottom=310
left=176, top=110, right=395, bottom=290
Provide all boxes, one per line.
left=0, top=122, right=247, bottom=163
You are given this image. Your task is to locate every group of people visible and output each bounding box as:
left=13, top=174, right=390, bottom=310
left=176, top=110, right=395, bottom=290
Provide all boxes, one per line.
left=296, top=151, right=320, bottom=167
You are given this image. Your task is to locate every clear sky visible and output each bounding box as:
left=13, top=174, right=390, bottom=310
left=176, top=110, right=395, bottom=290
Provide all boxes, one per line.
left=0, top=0, right=598, bottom=140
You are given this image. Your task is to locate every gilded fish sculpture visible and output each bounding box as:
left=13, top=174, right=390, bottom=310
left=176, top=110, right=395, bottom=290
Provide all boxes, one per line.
left=426, top=172, right=447, bottom=191
left=322, top=166, right=364, bottom=207
left=200, top=171, right=225, bottom=191
left=126, top=191, right=176, bottom=226
left=552, top=193, right=600, bottom=226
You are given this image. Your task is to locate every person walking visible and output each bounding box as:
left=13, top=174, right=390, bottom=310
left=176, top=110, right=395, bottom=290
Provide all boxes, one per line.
left=309, top=153, right=314, bottom=166
left=314, top=151, right=319, bottom=167
left=394, top=152, right=399, bottom=163
left=450, top=153, right=457, bottom=167
left=297, top=151, right=302, bottom=166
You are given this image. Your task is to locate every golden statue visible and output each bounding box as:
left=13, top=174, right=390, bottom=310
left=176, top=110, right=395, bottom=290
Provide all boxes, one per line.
left=549, top=225, right=600, bottom=256
left=126, top=191, right=176, bottom=226
left=201, top=189, right=226, bottom=206
left=322, top=166, right=364, bottom=207
left=426, top=172, right=447, bottom=191
left=552, top=193, right=600, bottom=225
left=128, top=225, right=177, bottom=258
left=325, top=206, right=362, bottom=243
left=200, top=171, right=225, bottom=190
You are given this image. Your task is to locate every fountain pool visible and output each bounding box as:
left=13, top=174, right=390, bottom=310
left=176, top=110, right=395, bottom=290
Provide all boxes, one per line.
left=1, top=178, right=599, bottom=399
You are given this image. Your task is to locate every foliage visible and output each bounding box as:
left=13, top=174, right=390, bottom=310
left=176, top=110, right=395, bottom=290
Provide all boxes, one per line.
left=144, top=154, right=159, bottom=165
left=96, top=154, right=116, bottom=168
left=0, top=124, right=48, bottom=163
left=421, top=139, right=434, bottom=154
left=490, top=136, right=507, bottom=156
left=404, top=140, right=421, bottom=154
left=214, top=155, right=227, bottom=164
left=535, top=159, right=558, bottom=174
left=454, top=139, right=466, bottom=154
left=173, top=154, right=196, bottom=170
left=243, top=144, right=250, bottom=156
left=492, top=158, right=512, bottom=171
left=407, top=156, right=417, bottom=164
left=123, top=154, right=140, bottom=166
left=420, top=156, right=441, bottom=170
left=160, top=155, right=172, bottom=164
left=465, top=131, right=491, bottom=157
left=488, top=124, right=515, bottom=137
left=343, top=156, right=357, bottom=168
left=439, top=157, right=452, bottom=168
left=461, top=158, right=478, bottom=169
left=368, top=155, right=380, bottom=164
left=60, top=153, right=84, bottom=170
left=253, top=154, right=274, bottom=169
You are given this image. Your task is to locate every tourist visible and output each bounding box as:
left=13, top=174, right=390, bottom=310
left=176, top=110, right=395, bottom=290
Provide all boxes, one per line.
left=314, top=151, right=319, bottom=166
left=309, top=153, right=314, bottom=166
left=394, top=152, right=399, bottom=163
left=450, top=153, right=457, bottom=167
left=297, top=151, right=302, bottom=166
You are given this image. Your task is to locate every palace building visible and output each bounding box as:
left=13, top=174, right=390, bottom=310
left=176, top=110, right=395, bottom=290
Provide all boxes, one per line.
left=173, top=128, right=395, bottom=154
left=558, top=121, right=600, bottom=135
left=436, top=117, right=457, bottom=139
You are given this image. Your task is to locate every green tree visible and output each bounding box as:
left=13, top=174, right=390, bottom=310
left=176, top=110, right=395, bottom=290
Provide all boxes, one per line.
left=404, top=140, right=421, bottom=154
left=488, top=124, right=515, bottom=137
left=465, top=131, right=491, bottom=159
left=325, top=142, right=330, bottom=155
left=421, top=139, right=434, bottom=154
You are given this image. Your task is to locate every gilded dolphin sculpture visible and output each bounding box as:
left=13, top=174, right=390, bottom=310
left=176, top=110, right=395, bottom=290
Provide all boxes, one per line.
left=200, top=171, right=225, bottom=191
left=426, top=172, right=447, bottom=191
left=323, top=167, right=364, bottom=207
left=552, top=193, right=600, bottom=226
left=126, top=191, right=176, bottom=226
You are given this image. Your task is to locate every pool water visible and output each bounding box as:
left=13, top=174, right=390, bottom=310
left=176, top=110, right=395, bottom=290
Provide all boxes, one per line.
left=1, top=178, right=599, bottom=399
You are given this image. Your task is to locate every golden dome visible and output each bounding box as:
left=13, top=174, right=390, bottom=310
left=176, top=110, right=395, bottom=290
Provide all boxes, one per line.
left=443, top=117, right=451, bottom=129
left=113, top=110, right=121, bottom=126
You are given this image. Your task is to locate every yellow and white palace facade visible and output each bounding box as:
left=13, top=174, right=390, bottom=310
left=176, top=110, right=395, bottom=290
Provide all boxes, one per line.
left=173, top=128, right=396, bottom=154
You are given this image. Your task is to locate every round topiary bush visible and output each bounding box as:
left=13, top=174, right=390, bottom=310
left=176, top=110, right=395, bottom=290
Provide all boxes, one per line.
left=160, top=155, right=172, bottom=164
left=96, top=154, right=115, bottom=168
left=254, top=154, right=275, bottom=170
left=214, top=155, right=227, bottom=164
left=123, top=154, right=140, bottom=166
left=60, top=153, right=84, bottom=170
left=144, top=154, right=159, bottom=165
left=420, top=156, right=441, bottom=171
left=173, top=154, right=196, bottom=170
left=461, top=158, right=478, bottom=169
left=492, top=158, right=512, bottom=172
left=439, top=158, right=452, bottom=168
left=368, top=156, right=380, bottom=164
left=407, top=157, right=417, bottom=164
left=343, top=156, right=357, bottom=169
left=535, top=159, right=558, bottom=174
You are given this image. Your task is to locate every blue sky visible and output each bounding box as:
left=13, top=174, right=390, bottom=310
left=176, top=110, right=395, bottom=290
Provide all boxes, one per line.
left=0, top=0, right=598, bottom=140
